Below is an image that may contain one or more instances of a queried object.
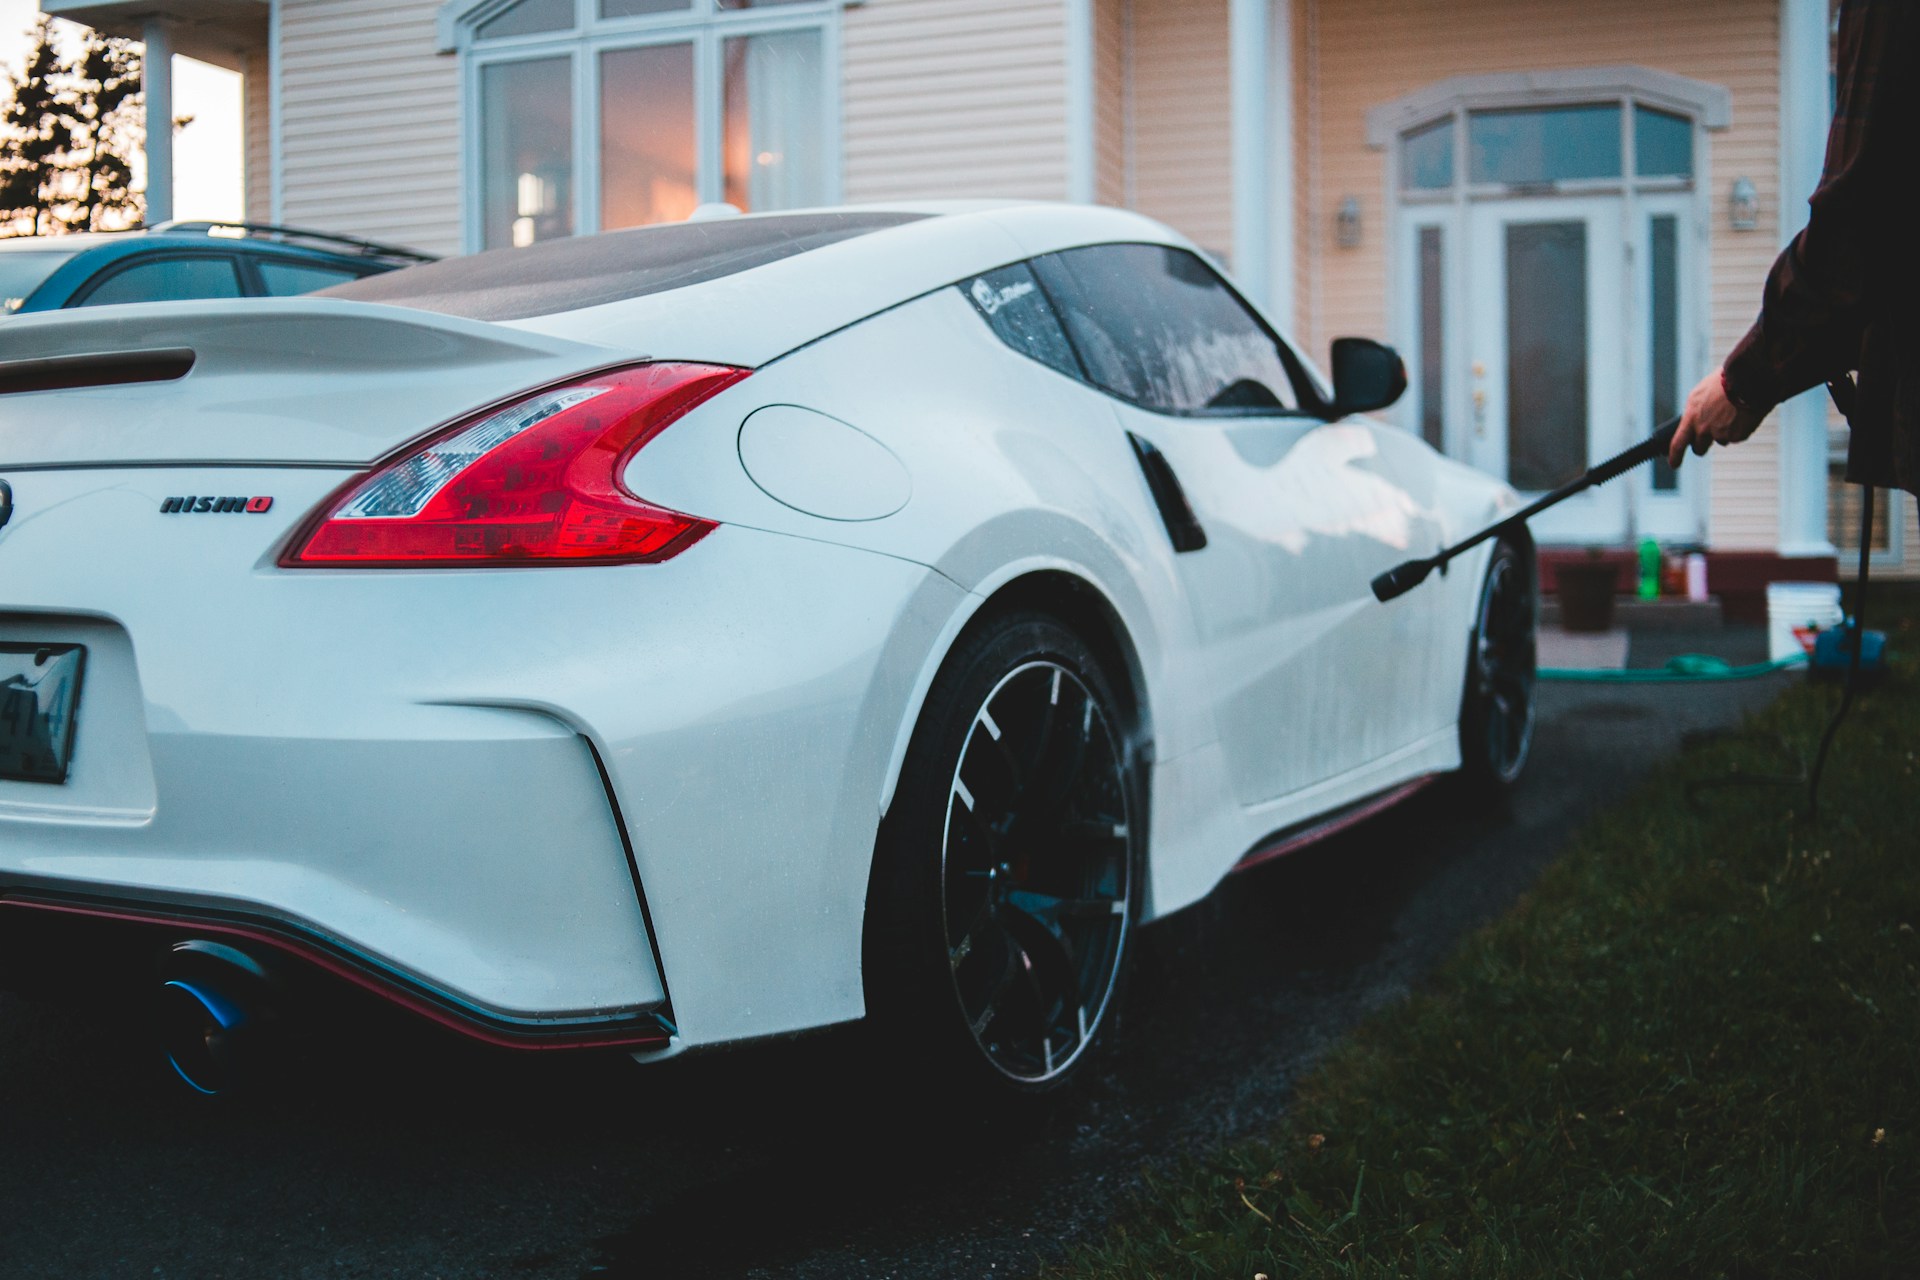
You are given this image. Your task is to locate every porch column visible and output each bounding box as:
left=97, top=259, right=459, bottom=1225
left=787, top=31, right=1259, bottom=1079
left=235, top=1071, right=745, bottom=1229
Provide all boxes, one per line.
left=1775, top=0, right=1832, bottom=556
left=1231, top=0, right=1295, bottom=323
left=142, top=18, right=174, bottom=225
left=1065, top=0, right=1095, bottom=204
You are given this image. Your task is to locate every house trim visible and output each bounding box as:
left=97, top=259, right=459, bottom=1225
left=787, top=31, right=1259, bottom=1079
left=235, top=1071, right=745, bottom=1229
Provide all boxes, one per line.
left=1364, top=64, right=1732, bottom=148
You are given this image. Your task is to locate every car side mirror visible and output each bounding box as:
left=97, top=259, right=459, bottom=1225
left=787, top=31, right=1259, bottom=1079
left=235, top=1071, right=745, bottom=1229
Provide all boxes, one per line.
left=1329, top=337, right=1407, bottom=417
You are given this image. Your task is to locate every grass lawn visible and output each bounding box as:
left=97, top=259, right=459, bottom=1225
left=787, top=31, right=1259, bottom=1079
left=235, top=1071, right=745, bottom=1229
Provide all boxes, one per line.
left=1051, top=587, right=1920, bottom=1279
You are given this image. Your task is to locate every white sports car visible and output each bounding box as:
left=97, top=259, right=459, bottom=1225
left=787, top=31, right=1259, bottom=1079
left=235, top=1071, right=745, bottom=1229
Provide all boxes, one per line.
left=0, top=202, right=1535, bottom=1095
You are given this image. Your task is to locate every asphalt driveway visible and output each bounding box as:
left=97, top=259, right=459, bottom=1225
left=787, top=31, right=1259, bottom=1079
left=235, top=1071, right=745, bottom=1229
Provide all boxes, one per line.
left=0, top=632, right=1795, bottom=1280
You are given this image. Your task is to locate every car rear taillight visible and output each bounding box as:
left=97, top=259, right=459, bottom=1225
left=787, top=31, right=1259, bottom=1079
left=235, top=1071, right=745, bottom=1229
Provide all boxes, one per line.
left=282, top=362, right=745, bottom=568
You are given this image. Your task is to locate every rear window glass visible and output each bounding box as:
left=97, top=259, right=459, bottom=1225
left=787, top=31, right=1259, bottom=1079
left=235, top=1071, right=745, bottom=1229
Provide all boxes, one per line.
left=255, top=259, right=365, bottom=297
left=77, top=256, right=246, bottom=307
left=961, top=263, right=1083, bottom=381
left=1031, top=243, right=1302, bottom=415
left=322, top=211, right=930, bottom=321
left=0, top=249, right=79, bottom=312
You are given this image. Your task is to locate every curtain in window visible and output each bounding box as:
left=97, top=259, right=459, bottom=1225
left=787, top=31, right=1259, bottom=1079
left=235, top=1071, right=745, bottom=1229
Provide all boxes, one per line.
left=723, top=29, right=825, bottom=213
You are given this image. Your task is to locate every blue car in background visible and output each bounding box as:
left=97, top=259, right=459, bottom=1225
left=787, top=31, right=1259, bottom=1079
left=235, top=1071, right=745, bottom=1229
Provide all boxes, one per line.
left=0, top=221, right=434, bottom=315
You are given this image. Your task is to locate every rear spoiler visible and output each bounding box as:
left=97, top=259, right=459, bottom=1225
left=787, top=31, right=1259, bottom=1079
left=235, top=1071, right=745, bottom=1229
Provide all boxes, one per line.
left=0, top=298, right=641, bottom=468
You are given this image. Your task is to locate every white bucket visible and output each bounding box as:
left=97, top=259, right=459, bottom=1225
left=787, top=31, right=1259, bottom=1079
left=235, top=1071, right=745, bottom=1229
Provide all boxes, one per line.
left=1766, top=582, right=1843, bottom=661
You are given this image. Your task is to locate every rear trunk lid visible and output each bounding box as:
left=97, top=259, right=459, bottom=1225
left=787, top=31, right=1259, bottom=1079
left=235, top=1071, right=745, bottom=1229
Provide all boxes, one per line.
left=0, top=298, right=637, bottom=468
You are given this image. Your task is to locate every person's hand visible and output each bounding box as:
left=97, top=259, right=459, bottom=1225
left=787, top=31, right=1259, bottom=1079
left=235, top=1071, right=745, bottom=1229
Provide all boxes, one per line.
left=1668, top=370, right=1764, bottom=468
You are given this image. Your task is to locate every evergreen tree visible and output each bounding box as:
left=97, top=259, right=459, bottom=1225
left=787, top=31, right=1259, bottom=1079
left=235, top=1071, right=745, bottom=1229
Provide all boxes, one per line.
left=0, top=18, right=144, bottom=237
left=0, top=18, right=73, bottom=237
left=64, top=29, right=142, bottom=231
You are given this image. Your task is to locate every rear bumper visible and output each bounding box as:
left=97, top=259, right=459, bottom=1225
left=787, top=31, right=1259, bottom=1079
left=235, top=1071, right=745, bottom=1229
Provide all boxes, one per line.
left=0, top=465, right=966, bottom=1048
left=0, top=892, right=674, bottom=1050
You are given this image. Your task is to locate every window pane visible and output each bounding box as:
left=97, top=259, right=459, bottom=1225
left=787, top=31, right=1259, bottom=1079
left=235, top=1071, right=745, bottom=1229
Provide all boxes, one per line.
left=1634, top=105, right=1693, bottom=179
left=600, top=43, right=698, bottom=229
left=477, top=0, right=573, bottom=40
left=79, top=256, right=244, bottom=306
left=0, top=249, right=78, bottom=312
left=1033, top=244, right=1301, bottom=415
left=1649, top=214, right=1680, bottom=490
left=1469, top=105, right=1621, bottom=186
left=480, top=57, right=573, bottom=250
left=962, top=263, right=1083, bottom=381
left=600, top=0, right=691, bottom=18
left=1417, top=226, right=1445, bottom=449
left=1401, top=118, right=1454, bottom=191
left=255, top=259, right=361, bottom=296
left=1505, top=221, right=1588, bottom=490
left=722, top=29, right=827, bottom=213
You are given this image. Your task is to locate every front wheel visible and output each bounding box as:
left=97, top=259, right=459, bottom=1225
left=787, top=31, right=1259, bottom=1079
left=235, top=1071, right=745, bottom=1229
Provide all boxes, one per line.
left=1456, top=540, right=1537, bottom=794
left=865, top=612, right=1140, bottom=1097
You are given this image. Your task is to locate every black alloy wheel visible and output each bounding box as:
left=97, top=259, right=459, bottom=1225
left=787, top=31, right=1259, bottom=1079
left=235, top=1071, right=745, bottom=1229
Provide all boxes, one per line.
left=1460, top=540, right=1537, bottom=791
left=866, top=612, right=1138, bottom=1094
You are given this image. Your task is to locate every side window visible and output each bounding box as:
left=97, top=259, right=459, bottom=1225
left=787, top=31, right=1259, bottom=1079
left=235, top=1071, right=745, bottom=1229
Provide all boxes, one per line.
left=959, top=263, right=1083, bottom=381
left=1031, top=244, right=1302, bottom=415
left=254, top=259, right=364, bottom=297
left=77, top=256, right=246, bottom=307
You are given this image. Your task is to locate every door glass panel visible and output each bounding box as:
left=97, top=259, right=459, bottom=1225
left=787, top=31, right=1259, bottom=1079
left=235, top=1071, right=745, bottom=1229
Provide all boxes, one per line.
left=480, top=57, right=574, bottom=249
left=1401, top=118, right=1454, bottom=191
left=1417, top=226, right=1445, bottom=449
left=600, top=43, right=698, bottom=228
left=1505, top=220, right=1588, bottom=490
left=1469, top=105, right=1621, bottom=186
left=79, top=256, right=244, bottom=305
left=722, top=29, right=827, bottom=213
left=1032, top=244, right=1302, bottom=414
left=477, top=0, right=573, bottom=40
left=1649, top=214, right=1680, bottom=490
left=1634, top=106, right=1693, bottom=179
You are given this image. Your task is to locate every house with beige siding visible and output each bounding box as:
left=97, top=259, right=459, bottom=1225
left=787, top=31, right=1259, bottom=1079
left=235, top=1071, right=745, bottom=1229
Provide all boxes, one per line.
left=44, top=0, right=1904, bottom=586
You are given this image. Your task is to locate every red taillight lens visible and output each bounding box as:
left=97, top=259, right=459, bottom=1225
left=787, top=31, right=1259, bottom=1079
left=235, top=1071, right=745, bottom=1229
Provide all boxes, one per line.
left=282, top=362, right=746, bottom=568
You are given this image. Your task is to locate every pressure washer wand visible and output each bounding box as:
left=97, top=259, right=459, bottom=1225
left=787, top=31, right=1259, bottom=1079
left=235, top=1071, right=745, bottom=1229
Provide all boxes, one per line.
left=1371, top=417, right=1682, bottom=603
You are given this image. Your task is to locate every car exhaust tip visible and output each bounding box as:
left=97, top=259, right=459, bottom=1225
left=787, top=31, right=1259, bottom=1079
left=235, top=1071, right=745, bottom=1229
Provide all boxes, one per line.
left=158, top=940, right=278, bottom=1097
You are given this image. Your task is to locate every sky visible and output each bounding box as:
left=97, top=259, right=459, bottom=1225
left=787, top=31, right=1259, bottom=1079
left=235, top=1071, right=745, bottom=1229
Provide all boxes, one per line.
left=0, top=0, right=245, bottom=223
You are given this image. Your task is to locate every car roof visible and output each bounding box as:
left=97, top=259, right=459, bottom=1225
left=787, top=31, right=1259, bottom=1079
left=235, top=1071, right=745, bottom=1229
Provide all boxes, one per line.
left=324, top=201, right=1195, bottom=368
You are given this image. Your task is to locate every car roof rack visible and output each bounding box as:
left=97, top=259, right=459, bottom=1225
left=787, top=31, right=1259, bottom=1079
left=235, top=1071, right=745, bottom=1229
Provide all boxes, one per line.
left=148, top=221, right=438, bottom=264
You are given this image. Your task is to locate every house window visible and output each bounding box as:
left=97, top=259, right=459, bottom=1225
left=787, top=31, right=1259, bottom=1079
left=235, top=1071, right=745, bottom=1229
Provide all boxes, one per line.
left=461, top=0, right=837, bottom=251
left=1398, top=98, right=1696, bottom=195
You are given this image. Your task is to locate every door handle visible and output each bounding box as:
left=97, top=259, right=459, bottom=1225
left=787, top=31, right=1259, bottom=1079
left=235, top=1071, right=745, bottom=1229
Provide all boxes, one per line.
left=1127, top=433, right=1208, bottom=553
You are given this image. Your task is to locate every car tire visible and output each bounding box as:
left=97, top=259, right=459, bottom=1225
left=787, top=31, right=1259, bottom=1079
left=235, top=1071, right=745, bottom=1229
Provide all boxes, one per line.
left=1455, top=539, right=1538, bottom=796
left=864, top=610, right=1141, bottom=1099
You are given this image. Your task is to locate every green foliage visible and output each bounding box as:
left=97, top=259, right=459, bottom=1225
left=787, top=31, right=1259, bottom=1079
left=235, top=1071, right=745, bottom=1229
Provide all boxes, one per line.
left=0, top=17, right=143, bottom=236
left=1052, top=590, right=1920, bottom=1279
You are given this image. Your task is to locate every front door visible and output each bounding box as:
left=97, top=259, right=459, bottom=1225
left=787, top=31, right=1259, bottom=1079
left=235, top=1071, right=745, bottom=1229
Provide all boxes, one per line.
left=1466, top=197, right=1626, bottom=543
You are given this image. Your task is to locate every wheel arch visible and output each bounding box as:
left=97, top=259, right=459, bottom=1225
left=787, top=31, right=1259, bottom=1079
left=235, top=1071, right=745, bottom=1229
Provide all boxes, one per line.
left=876, top=566, right=1154, bottom=824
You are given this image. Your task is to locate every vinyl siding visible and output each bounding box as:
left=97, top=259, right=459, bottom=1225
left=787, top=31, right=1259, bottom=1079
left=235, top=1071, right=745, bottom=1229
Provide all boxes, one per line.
left=842, top=0, right=1071, bottom=203
left=1126, top=0, right=1231, bottom=261
left=277, top=0, right=461, bottom=257
left=1304, top=0, right=1784, bottom=549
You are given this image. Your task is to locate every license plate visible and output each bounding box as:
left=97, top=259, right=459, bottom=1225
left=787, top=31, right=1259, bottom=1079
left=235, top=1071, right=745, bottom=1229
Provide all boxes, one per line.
left=0, top=644, right=85, bottom=784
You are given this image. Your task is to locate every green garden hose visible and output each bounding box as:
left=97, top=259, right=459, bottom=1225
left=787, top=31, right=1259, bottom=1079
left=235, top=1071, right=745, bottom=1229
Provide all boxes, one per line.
left=1538, top=652, right=1808, bottom=683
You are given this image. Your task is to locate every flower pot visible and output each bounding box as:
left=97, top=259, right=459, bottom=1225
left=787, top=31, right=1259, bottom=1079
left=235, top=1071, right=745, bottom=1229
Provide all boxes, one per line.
left=1556, top=561, right=1620, bottom=633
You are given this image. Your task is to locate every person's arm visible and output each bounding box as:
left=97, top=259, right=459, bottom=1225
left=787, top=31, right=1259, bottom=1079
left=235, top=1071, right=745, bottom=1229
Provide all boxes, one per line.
left=1669, top=0, right=1904, bottom=467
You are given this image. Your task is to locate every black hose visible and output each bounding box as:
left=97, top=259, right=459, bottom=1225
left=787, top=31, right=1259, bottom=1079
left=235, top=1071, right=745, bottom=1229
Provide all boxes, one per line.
left=1805, top=480, right=1874, bottom=823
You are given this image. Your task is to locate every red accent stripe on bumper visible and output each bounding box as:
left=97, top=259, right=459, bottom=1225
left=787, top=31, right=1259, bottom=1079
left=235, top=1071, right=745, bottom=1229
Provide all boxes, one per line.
left=0, top=895, right=672, bottom=1053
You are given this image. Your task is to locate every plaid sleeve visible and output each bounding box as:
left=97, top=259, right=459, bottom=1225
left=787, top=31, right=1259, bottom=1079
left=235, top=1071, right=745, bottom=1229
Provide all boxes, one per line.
left=1721, top=0, right=1909, bottom=413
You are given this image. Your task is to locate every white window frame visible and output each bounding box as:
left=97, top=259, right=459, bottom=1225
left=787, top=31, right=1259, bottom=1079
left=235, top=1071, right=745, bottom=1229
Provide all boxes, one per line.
left=447, top=0, right=845, bottom=253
